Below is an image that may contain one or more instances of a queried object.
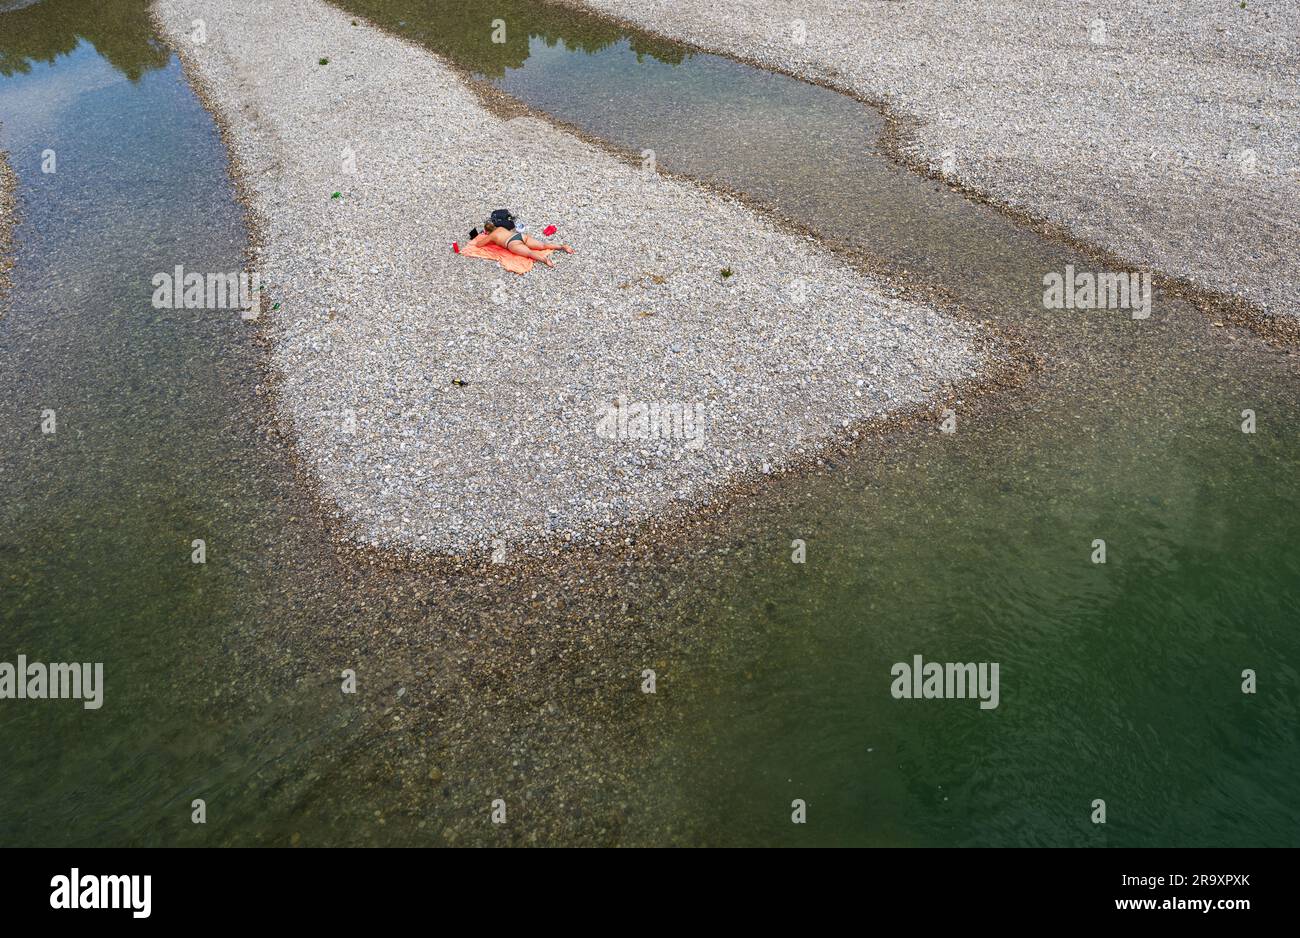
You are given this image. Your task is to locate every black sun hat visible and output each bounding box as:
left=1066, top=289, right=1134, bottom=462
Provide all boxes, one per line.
left=469, top=208, right=517, bottom=240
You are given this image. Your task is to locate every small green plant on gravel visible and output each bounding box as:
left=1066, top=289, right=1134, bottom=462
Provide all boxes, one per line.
left=319, top=57, right=329, bottom=65
left=720, top=267, right=733, bottom=279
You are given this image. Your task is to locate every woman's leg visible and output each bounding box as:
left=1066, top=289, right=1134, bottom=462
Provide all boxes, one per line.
left=507, top=239, right=554, bottom=267
left=523, top=235, right=575, bottom=254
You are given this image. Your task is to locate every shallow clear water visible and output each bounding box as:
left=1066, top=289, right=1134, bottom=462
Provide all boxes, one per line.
left=330, top=0, right=1300, bottom=846
left=1, top=0, right=1296, bottom=846
left=0, top=0, right=379, bottom=846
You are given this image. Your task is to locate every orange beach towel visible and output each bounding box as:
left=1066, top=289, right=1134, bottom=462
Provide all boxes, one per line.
left=461, top=232, right=533, bottom=275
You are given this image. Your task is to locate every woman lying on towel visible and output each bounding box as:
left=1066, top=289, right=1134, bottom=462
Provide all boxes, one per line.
left=471, top=208, right=575, bottom=268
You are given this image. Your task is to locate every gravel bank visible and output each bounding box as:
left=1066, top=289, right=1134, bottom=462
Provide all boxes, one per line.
left=565, top=0, right=1300, bottom=317
left=151, top=0, right=984, bottom=556
left=0, top=148, right=15, bottom=309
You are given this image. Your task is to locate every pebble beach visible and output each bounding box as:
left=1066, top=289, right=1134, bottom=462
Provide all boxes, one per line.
left=566, top=0, right=1300, bottom=318
left=0, top=149, right=14, bottom=307
left=151, top=0, right=986, bottom=556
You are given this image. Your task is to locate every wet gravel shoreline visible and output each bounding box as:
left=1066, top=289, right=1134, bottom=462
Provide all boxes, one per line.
left=563, top=0, right=1300, bottom=319
left=151, top=0, right=986, bottom=556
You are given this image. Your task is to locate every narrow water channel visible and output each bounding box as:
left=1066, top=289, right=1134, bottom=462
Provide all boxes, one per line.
left=0, top=0, right=380, bottom=845
left=2, top=0, right=1296, bottom=846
